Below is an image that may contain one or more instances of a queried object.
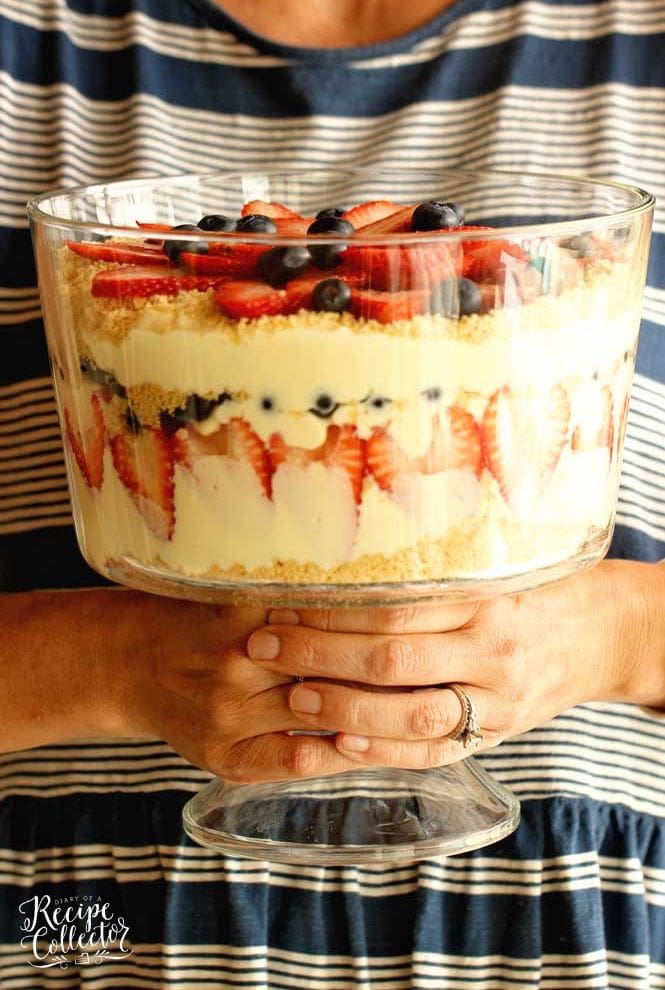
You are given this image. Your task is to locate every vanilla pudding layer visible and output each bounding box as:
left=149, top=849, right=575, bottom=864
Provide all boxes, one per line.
left=73, top=443, right=617, bottom=584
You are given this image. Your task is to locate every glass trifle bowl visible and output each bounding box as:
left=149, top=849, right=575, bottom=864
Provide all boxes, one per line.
left=28, top=169, right=653, bottom=864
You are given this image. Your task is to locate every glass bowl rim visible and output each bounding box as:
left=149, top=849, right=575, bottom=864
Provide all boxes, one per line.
left=26, top=166, right=655, bottom=246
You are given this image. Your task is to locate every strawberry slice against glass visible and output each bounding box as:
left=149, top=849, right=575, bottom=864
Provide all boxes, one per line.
left=482, top=384, right=571, bottom=515
left=92, top=266, right=223, bottom=298
left=342, top=200, right=402, bottom=229
left=174, top=418, right=272, bottom=499
left=269, top=424, right=365, bottom=504
left=241, top=200, right=303, bottom=220
left=367, top=407, right=483, bottom=491
left=110, top=426, right=176, bottom=540
left=64, top=391, right=106, bottom=490
left=67, top=240, right=169, bottom=266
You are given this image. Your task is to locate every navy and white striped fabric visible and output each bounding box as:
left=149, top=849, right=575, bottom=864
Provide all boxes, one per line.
left=1, top=1, right=664, bottom=986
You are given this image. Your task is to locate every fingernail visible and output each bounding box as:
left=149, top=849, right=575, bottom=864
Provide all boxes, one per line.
left=290, top=686, right=322, bottom=714
left=339, top=734, right=370, bottom=753
left=247, top=631, right=280, bottom=661
left=269, top=609, right=300, bottom=625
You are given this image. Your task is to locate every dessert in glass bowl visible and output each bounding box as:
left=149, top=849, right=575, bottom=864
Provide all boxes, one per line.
left=28, top=169, right=653, bottom=863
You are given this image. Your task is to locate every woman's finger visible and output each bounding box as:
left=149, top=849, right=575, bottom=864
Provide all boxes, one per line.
left=268, top=601, right=480, bottom=635
left=333, top=723, right=501, bottom=770
left=287, top=681, right=495, bottom=741
left=247, top=623, right=488, bottom=686
left=224, top=732, right=361, bottom=784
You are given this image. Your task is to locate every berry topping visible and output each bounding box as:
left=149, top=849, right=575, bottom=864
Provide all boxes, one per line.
left=344, top=240, right=456, bottom=291
left=65, top=392, right=105, bottom=490
left=431, top=276, right=483, bottom=317
left=462, top=240, right=527, bottom=281
left=91, top=266, right=222, bottom=298
left=310, top=393, right=339, bottom=418
left=257, top=246, right=312, bottom=286
left=214, top=279, right=290, bottom=319
left=183, top=244, right=268, bottom=275
left=316, top=207, right=345, bottom=219
left=198, top=214, right=236, bottom=232
left=164, top=224, right=208, bottom=263
left=241, top=200, right=302, bottom=220
left=411, top=201, right=461, bottom=232
left=269, top=424, right=365, bottom=504
left=482, top=384, right=571, bottom=514
left=449, top=202, right=466, bottom=224
left=307, top=216, right=355, bottom=236
left=235, top=214, right=278, bottom=234
left=110, top=426, right=176, bottom=540
left=66, top=241, right=169, bottom=266
left=273, top=216, right=315, bottom=236
left=348, top=286, right=430, bottom=323
left=354, top=205, right=416, bottom=235
left=311, top=277, right=351, bottom=312
left=342, top=200, right=401, bottom=229
left=308, top=216, right=356, bottom=268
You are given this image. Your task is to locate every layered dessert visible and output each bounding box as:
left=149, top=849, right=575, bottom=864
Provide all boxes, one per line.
left=52, top=198, right=640, bottom=586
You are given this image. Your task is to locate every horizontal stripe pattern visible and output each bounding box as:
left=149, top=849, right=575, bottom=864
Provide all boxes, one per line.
left=0, top=944, right=661, bottom=989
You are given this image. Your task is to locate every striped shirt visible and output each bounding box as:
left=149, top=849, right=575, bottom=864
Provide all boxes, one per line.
left=1, top=1, right=665, bottom=987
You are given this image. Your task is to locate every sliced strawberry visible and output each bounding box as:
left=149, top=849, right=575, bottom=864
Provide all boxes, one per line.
left=65, top=391, right=105, bottom=490
left=269, top=424, right=365, bottom=504
left=482, top=384, right=571, bottom=515
left=136, top=222, right=174, bottom=233
left=342, top=201, right=402, bottom=229
left=241, top=200, right=303, bottom=219
left=367, top=408, right=482, bottom=491
left=348, top=286, right=430, bottom=323
left=462, top=240, right=527, bottom=281
left=180, top=248, right=267, bottom=276
left=355, top=205, right=415, bottom=235
left=110, top=427, right=175, bottom=539
left=344, top=240, right=456, bottom=291
left=92, top=266, right=221, bottom=298
left=67, top=240, right=169, bottom=266
left=285, top=269, right=366, bottom=311
left=215, top=279, right=291, bottom=319
left=571, top=385, right=614, bottom=452
left=425, top=407, right=484, bottom=477
left=205, top=242, right=270, bottom=275
left=177, top=418, right=271, bottom=497
left=366, top=429, right=413, bottom=492
left=274, top=216, right=315, bottom=236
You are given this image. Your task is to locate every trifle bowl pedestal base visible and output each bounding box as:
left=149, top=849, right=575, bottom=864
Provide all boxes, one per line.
left=182, top=760, right=520, bottom=865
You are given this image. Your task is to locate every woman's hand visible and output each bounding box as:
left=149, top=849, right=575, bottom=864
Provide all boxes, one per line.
left=0, top=589, right=359, bottom=781
left=246, top=559, right=665, bottom=770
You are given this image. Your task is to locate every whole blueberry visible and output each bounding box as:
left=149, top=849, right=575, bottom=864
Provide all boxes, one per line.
left=311, top=278, right=351, bottom=313
left=310, top=392, right=339, bottom=418
left=235, top=214, right=278, bottom=234
left=449, top=202, right=466, bottom=224
left=307, top=216, right=355, bottom=236
left=431, top=277, right=482, bottom=317
left=257, top=246, right=311, bottom=286
left=198, top=214, right=236, bottom=232
left=308, top=216, right=355, bottom=269
left=412, top=201, right=461, bottom=232
left=164, top=224, right=209, bottom=263
left=315, top=207, right=345, bottom=220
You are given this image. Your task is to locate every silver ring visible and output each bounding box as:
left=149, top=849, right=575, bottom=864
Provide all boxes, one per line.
left=447, top=684, right=483, bottom=749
